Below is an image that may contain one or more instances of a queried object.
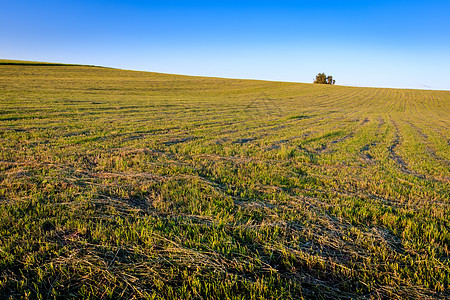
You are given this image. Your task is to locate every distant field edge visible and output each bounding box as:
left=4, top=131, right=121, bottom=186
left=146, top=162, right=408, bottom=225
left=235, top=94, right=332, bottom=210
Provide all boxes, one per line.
left=0, top=59, right=103, bottom=68
left=1, top=58, right=448, bottom=91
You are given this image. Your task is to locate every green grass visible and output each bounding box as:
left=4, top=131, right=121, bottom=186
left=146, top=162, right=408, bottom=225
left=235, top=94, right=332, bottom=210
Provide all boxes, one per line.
left=0, top=59, right=449, bottom=299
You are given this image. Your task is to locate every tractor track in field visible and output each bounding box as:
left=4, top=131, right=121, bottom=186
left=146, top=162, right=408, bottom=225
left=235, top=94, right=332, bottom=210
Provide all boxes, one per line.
left=378, top=117, right=385, bottom=128
left=315, top=116, right=372, bottom=155
left=405, top=121, right=428, bottom=139
left=359, top=141, right=378, bottom=164
left=360, top=117, right=369, bottom=126
left=426, top=147, right=450, bottom=167
left=404, top=121, right=450, bottom=167
left=388, top=136, right=415, bottom=175
left=388, top=119, right=429, bottom=180
left=314, top=133, right=355, bottom=154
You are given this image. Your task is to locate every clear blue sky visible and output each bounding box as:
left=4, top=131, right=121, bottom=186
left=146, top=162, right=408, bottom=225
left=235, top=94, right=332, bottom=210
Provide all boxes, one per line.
left=2, top=0, right=449, bottom=90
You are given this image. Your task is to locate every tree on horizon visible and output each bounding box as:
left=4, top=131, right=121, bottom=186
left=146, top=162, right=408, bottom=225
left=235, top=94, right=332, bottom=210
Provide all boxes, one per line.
left=314, top=73, right=335, bottom=85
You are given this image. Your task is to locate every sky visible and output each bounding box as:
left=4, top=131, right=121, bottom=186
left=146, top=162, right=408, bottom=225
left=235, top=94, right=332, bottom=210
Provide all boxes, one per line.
left=2, top=0, right=450, bottom=90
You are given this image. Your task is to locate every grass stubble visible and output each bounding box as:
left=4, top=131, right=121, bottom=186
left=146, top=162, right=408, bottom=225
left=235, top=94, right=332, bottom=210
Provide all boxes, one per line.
left=0, top=60, right=448, bottom=299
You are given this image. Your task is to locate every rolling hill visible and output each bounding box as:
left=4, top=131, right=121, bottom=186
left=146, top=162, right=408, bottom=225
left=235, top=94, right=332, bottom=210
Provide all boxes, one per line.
left=0, top=60, right=449, bottom=299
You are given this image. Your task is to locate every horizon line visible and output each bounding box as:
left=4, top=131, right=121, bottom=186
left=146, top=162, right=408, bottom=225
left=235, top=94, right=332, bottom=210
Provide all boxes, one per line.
left=2, top=58, right=448, bottom=92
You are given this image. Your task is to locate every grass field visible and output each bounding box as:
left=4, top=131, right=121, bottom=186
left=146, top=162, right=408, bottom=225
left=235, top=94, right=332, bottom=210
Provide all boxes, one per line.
left=0, top=60, right=449, bottom=299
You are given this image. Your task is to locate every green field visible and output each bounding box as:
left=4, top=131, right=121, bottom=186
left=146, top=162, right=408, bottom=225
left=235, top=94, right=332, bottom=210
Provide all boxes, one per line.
left=0, top=60, right=449, bottom=299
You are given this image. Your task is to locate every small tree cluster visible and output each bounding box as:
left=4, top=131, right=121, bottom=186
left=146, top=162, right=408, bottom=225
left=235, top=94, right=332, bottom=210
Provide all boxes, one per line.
left=314, top=73, right=335, bottom=85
